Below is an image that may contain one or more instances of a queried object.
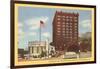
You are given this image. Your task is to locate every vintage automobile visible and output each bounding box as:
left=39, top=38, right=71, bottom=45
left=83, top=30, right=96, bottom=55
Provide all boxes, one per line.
left=63, top=52, right=78, bottom=59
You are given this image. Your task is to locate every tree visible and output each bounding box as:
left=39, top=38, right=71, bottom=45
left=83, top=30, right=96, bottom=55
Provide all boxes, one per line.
left=80, top=37, right=91, bottom=52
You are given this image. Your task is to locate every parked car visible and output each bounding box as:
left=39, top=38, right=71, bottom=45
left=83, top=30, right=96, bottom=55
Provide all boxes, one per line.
left=63, top=52, right=78, bottom=59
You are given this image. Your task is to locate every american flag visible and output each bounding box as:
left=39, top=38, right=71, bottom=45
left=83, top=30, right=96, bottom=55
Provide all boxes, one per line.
left=40, top=20, right=44, bottom=27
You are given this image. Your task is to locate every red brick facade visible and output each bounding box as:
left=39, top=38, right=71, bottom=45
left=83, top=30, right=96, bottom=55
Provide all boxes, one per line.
left=52, top=11, right=79, bottom=52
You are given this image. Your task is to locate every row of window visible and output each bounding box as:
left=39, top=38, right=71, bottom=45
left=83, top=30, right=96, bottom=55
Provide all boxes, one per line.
left=57, top=34, right=77, bottom=37
left=57, top=34, right=78, bottom=37
left=57, top=22, right=78, bottom=24
left=57, top=25, right=77, bottom=28
left=57, top=28, right=77, bottom=31
left=57, top=18, right=78, bottom=22
left=57, top=15, right=78, bottom=19
left=56, top=37, right=78, bottom=40
left=57, top=23, right=78, bottom=26
left=58, top=25, right=77, bottom=28
left=57, top=30, right=77, bottom=33
left=57, top=33, right=78, bottom=36
left=57, top=18, right=71, bottom=20
left=57, top=24, right=77, bottom=27
left=57, top=27, right=78, bottom=31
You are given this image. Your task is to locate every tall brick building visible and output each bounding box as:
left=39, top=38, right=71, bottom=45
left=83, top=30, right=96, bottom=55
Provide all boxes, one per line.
left=52, top=11, right=79, bottom=52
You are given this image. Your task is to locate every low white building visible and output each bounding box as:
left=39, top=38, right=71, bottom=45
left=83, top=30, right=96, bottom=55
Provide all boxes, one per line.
left=28, top=41, right=48, bottom=58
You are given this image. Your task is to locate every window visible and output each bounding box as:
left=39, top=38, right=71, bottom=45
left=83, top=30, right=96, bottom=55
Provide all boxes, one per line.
left=66, top=16, right=68, bottom=18
left=70, top=25, right=72, bottom=28
left=62, top=25, right=65, bottom=27
left=62, top=22, right=65, bottom=24
left=74, top=25, right=77, bottom=27
left=66, top=27, right=69, bottom=30
left=63, top=33, right=65, bottom=36
left=70, top=29, right=72, bottom=31
left=70, top=16, right=72, bottom=19
left=66, top=25, right=68, bottom=28
left=70, top=36, right=72, bottom=39
left=66, top=22, right=69, bottom=25
left=74, top=17, right=77, bottom=19
left=57, top=28, right=60, bottom=30
left=62, top=28, right=65, bottom=30
left=70, top=19, right=72, bottom=21
left=75, top=23, right=77, bottom=26
left=75, top=32, right=77, bottom=34
left=70, top=39, right=72, bottom=41
left=63, top=19, right=65, bottom=21
left=66, top=31, right=68, bottom=33
left=67, top=19, right=69, bottom=21
left=57, top=18, right=61, bottom=20
left=65, top=37, right=68, bottom=38
left=57, top=33, right=60, bottom=35
left=63, top=16, right=65, bottom=18
left=58, top=22, right=60, bottom=24
left=70, top=31, right=72, bottom=34
left=70, top=23, right=72, bottom=25
left=70, top=34, right=72, bottom=38
left=63, top=30, right=65, bottom=32
left=57, top=31, right=61, bottom=33
left=62, top=30, right=65, bottom=33
left=57, top=25, right=60, bottom=27
left=57, top=15, right=61, bottom=17
left=74, top=19, right=77, bottom=22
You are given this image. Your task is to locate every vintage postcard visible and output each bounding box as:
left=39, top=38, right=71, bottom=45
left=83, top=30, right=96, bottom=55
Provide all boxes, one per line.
left=11, top=1, right=96, bottom=68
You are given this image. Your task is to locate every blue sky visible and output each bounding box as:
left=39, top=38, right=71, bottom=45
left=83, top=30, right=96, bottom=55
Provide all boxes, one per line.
left=18, top=6, right=92, bottom=49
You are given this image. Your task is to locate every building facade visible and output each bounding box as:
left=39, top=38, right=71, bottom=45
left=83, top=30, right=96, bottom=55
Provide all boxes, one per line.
left=52, top=11, right=79, bottom=52
left=28, top=41, right=47, bottom=58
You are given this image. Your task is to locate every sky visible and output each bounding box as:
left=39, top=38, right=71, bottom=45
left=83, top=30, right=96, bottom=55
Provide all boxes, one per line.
left=18, top=6, right=92, bottom=49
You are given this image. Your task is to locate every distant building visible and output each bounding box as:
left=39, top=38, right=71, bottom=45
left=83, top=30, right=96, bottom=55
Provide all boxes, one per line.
left=79, top=32, right=92, bottom=52
left=18, top=48, right=29, bottom=60
left=81, top=32, right=91, bottom=38
left=52, top=11, right=79, bottom=52
left=18, top=49, right=24, bottom=59
left=28, top=41, right=48, bottom=58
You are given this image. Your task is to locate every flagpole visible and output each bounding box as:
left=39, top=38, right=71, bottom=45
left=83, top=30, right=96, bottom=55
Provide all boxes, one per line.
left=39, top=22, right=41, bottom=44
left=39, top=21, right=41, bottom=59
left=39, top=20, right=44, bottom=44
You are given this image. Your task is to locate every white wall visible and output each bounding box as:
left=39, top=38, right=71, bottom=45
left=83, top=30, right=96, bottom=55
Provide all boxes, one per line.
left=0, top=0, right=100, bottom=69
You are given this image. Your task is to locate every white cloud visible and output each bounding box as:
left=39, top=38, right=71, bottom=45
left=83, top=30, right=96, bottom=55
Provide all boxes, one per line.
left=18, top=17, right=49, bottom=40
left=18, top=28, right=24, bottom=39
left=28, top=32, right=37, bottom=36
left=18, top=22, right=37, bottom=39
left=42, top=32, right=50, bottom=38
left=79, top=19, right=91, bottom=31
left=18, top=22, right=23, bottom=28
left=18, top=22, right=24, bottom=39
left=25, top=16, right=48, bottom=30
